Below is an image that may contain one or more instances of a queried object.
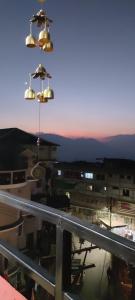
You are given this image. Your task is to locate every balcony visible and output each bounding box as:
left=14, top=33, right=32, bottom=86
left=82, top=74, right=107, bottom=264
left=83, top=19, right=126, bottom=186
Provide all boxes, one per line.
left=0, top=170, right=27, bottom=189
left=0, top=191, right=135, bottom=299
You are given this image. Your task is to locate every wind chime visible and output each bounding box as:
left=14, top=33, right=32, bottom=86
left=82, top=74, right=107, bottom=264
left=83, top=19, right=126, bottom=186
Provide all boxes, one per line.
left=24, top=0, right=54, bottom=178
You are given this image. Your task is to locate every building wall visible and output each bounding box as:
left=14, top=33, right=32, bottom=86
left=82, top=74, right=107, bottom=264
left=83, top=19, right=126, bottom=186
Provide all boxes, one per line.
left=56, top=162, right=135, bottom=207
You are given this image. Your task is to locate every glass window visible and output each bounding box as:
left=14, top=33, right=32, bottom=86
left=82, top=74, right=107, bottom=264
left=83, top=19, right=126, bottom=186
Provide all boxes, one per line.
left=123, top=189, right=130, bottom=197
left=58, top=170, right=62, bottom=176
left=84, top=172, right=93, bottom=179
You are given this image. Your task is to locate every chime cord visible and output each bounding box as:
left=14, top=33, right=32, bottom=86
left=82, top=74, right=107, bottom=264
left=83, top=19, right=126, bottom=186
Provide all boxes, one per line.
left=37, top=0, right=46, bottom=161
left=37, top=100, right=41, bottom=161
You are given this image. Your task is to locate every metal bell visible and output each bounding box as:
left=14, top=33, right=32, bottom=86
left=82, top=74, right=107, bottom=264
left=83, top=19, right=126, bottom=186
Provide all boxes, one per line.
left=38, top=30, right=50, bottom=47
left=38, top=0, right=46, bottom=3
left=43, top=87, right=54, bottom=100
left=37, top=92, right=48, bottom=103
left=42, top=41, right=53, bottom=52
left=24, top=87, right=36, bottom=100
left=25, top=34, right=36, bottom=48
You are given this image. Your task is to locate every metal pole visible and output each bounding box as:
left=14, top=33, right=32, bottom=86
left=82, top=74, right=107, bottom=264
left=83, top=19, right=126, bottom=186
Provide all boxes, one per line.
left=55, top=222, right=63, bottom=300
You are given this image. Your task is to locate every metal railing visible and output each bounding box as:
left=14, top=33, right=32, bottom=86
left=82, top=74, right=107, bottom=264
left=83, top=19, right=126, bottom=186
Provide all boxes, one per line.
left=0, top=170, right=26, bottom=186
left=0, top=191, right=135, bottom=300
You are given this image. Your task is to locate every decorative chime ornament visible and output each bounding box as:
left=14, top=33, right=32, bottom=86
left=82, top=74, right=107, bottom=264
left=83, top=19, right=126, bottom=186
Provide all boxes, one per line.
left=37, top=92, right=48, bottom=103
left=25, top=7, right=53, bottom=51
left=43, top=81, right=54, bottom=100
left=24, top=87, right=36, bottom=100
left=24, top=0, right=55, bottom=169
left=38, top=23, right=51, bottom=47
left=31, top=64, right=52, bottom=80
left=42, top=40, right=53, bottom=52
left=24, top=74, right=36, bottom=100
left=38, top=0, right=46, bottom=4
left=25, top=23, right=36, bottom=48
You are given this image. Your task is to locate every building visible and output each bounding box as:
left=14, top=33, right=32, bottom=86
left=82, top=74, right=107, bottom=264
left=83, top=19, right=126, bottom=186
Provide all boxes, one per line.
left=55, top=158, right=135, bottom=215
left=0, top=127, right=58, bottom=281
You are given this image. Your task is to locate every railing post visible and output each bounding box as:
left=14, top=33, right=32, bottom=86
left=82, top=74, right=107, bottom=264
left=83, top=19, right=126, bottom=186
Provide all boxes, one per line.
left=63, top=230, right=71, bottom=290
left=55, top=222, right=72, bottom=300
left=55, top=221, right=63, bottom=300
left=11, top=171, right=13, bottom=184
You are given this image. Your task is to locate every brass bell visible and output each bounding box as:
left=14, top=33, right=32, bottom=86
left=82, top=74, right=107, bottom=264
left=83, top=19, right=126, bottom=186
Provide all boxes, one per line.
left=24, top=87, right=36, bottom=100
left=38, top=0, right=46, bottom=3
left=37, top=92, right=48, bottom=103
left=43, top=41, right=53, bottom=52
left=43, top=87, right=54, bottom=100
left=38, top=30, right=50, bottom=47
left=25, top=34, right=36, bottom=48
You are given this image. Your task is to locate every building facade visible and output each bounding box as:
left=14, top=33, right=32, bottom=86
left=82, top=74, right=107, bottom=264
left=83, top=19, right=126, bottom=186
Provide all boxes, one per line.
left=55, top=159, right=135, bottom=215
left=0, top=128, right=58, bottom=279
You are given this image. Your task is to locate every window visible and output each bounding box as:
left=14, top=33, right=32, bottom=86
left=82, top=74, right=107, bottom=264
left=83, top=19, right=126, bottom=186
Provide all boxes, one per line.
left=112, top=186, right=118, bottom=190
left=58, top=170, right=62, bottom=176
left=123, top=189, right=129, bottom=197
left=96, top=174, right=105, bottom=180
left=84, top=172, right=93, bottom=179
left=66, top=192, right=70, bottom=199
left=87, top=185, right=93, bottom=191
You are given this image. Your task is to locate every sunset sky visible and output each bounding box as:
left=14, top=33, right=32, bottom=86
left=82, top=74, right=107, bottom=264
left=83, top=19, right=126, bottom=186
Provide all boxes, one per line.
left=0, top=0, right=135, bottom=139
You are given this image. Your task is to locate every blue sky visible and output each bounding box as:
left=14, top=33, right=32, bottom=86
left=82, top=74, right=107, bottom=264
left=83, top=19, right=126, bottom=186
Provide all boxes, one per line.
left=0, top=0, right=135, bottom=138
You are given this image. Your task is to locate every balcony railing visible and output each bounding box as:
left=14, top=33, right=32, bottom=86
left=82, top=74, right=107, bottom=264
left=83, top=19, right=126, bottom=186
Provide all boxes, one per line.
left=0, top=191, right=135, bottom=300
left=0, top=170, right=26, bottom=186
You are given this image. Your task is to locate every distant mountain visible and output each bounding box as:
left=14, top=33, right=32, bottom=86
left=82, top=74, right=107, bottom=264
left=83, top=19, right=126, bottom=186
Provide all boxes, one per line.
left=105, top=134, right=135, bottom=159
left=38, top=133, right=107, bottom=161
left=39, top=133, right=135, bottom=162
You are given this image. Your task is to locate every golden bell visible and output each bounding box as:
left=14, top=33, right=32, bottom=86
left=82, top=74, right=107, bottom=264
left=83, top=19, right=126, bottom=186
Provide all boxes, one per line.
left=43, top=41, right=53, bottom=52
left=24, top=87, right=36, bottom=100
left=37, top=92, right=48, bottom=103
left=38, top=0, right=46, bottom=3
left=38, top=30, right=50, bottom=47
left=43, top=87, right=54, bottom=100
left=25, top=34, right=36, bottom=48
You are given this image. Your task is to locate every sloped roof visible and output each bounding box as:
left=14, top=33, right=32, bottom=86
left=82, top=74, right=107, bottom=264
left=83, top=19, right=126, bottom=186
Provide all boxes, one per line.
left=0, top=128, right=58, bottom=146
left=0, top=128, right=58, bottom=170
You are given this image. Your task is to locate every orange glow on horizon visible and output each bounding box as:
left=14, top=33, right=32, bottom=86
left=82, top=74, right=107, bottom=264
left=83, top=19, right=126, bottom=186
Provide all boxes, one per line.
left=23, top=126, right=135, bottom=141
left=40, top=129, right=106, bottom=140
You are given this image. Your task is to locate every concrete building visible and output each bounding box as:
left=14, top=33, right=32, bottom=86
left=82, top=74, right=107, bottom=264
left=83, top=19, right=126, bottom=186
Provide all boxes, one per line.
left=55, top=158, right=135, bottom=215
left=0, top=127, right=58, bottom=279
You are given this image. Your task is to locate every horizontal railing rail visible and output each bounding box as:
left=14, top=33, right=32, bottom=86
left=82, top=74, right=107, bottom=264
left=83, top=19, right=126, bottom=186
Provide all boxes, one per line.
left=0, top=191, right=135, bottom=299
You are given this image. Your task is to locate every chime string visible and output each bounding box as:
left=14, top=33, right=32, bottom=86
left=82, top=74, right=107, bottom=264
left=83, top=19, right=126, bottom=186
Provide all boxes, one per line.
left=37, top=100, right=41, bottom=161
left=37, top=79, right=43, bottom=161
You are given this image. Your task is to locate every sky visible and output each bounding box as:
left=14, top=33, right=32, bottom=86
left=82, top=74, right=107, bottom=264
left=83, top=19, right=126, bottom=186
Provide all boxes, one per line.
left=0, top=0, right=135, bottom=139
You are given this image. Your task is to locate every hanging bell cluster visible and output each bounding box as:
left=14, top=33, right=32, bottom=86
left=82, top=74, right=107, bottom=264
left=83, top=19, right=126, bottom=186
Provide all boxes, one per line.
left=25, top=7, right=53, bottom=53
left=24, top=64, right=54, bottom=103
left=24, top=1, right=55, bottom=103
